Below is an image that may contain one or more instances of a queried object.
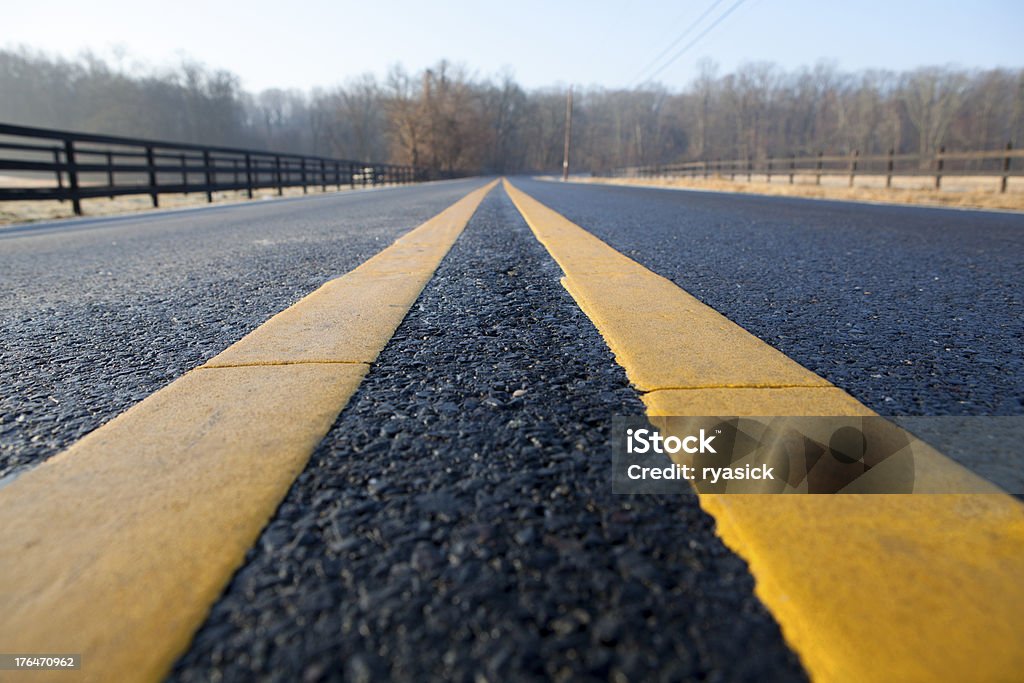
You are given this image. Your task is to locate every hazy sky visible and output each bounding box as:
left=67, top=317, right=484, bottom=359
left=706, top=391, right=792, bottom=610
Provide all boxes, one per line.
left=4, top=0, right=1022, bottom=92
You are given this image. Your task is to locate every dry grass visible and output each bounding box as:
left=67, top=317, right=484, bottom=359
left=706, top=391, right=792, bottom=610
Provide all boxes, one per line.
left=0, top=176, right=360, bottom=227
left=568, top=174, right=1024, bottom=212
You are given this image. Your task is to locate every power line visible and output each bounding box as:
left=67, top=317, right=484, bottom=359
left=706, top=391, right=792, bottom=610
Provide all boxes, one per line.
left=630, top=0, right=726, bottom=86
left=636, top=0, right=749, bottom=87
left=643, top=0, right=748, bottom=84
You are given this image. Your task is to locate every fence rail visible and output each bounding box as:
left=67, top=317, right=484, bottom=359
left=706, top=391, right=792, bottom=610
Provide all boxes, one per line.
left=613, top=144, right=1022, bottom=193
left=0, top=123, right=426, bottom=216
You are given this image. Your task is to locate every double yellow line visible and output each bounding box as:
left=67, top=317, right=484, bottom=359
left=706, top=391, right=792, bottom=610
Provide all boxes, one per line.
left=1, top=178, right=1021, bottom=682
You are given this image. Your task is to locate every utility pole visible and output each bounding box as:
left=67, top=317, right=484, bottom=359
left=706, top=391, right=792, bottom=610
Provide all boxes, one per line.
left=562, top=85, right=573, bottom=181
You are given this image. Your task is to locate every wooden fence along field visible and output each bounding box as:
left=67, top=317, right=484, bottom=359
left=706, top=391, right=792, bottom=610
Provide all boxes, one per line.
left=615, top=145, right=1022, bottom=193
left=0, top=123, right=425, bottom=216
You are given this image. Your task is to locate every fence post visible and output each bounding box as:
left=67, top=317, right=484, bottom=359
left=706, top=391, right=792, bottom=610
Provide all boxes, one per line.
left=64, top=140, right=82, bottom=216
left=274, top=155, right=283, bottom=196
left=145, top=145, right=159, bottom=207
left=300, top=158, right=308, bottom=194
left=203, top=150, right=214, bottom=203
left=747, top=158, right=752, bottom=182
left=105, top=151, right=115, bottom=199
left=1001, top=142, right=1012, bottom=193
left=886, top=148, right=894, bottom=189
left=180, top=152, right=188, bottom=195
left=789, top=155, right=795, bottom=184
left=52, top=148, right=65, bottom=203
left=935, top=146, right=944, bottom=189
left=816, top=151, right=823, bottom=185
left=767, top=156, right=773, bottom=183
left=244, top=153, right=254, bottom=198
left=849, top=149, right=859, bottom=188
left=334, top=161, right=341, bottom=190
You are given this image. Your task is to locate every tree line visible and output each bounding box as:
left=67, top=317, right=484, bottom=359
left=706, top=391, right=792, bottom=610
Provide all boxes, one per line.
left=1, top=47, right=1021, bottom=175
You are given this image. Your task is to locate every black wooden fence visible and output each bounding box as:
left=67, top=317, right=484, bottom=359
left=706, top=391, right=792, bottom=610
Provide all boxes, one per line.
left=613, top=145, right=1023, bottom=193
left=0, top=123, right=425, bottom=216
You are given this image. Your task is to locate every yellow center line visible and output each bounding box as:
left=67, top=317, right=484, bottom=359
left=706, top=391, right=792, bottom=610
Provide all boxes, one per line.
left=0, top=179, right=497, bottom=683
left=503, top=178, right=1024, bottom=683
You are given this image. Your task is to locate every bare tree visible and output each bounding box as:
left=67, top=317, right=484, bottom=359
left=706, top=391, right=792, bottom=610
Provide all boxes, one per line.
left=902, top=67, right=968, bottom=156
left=1, top=48, right=1019, bottom=174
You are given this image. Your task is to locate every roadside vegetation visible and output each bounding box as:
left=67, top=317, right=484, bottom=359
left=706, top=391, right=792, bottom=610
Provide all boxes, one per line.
left=2, top=48, right=1021, bottom=179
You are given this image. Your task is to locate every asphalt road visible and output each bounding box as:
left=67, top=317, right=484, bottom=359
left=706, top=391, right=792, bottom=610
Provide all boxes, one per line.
left=0, top=180, right=484, bottom=481
left=171, top=187, right=803, bottom=683
left=514, top=178, right=1024, bottom=419
left=515, top=178, right=1024, bottom=492
left=3, top=179, right=1021, bottom=680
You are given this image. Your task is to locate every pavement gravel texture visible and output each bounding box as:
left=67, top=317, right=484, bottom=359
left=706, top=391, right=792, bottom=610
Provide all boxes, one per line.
left=514, top=178, right=1024, bottom=489
left=0, top=180, right=486, bottom=481
left=514, top=178, right=1024, bottom=417
left=8, top=177, right=1020, bottom=678
left=170, top=187, right=806, bottom=682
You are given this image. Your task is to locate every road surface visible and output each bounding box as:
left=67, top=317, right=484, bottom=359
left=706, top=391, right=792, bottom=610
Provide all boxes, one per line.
left=1, top=179, right=1021, bottom=682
